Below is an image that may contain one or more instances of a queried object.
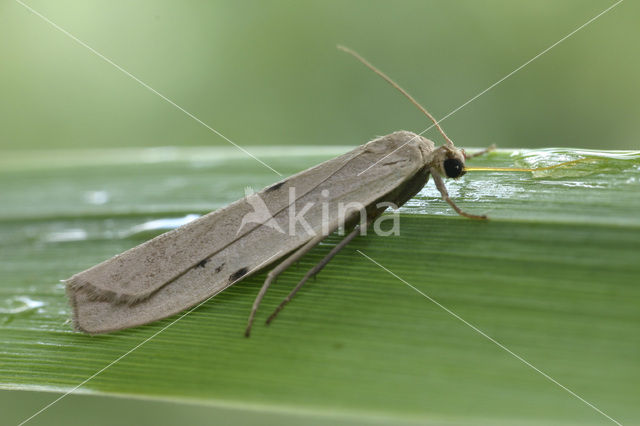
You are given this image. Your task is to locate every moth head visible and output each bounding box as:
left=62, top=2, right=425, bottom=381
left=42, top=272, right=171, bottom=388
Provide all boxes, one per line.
left=432, top=146, right=467, bottom=179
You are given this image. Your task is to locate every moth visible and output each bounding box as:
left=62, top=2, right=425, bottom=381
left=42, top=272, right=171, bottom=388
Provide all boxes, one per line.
left=66, top=46, right=493, bottom=336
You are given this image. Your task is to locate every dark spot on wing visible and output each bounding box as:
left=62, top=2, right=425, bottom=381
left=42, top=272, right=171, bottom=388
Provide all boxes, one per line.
left=196, top=258, right=208, bottom=268
left=215, top=263, right=225, bottom=273
left=229, top=267, right=248, bottom=282
left=266, top=180, right=286, bottom=192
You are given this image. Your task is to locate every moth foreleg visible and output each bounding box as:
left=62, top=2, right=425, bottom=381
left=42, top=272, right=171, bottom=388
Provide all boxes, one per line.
left=266, top=223, right=365, bottom=326
left=431, top=170, right=487, bottom=220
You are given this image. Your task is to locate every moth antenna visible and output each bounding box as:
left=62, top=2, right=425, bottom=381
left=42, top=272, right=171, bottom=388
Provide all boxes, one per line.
left=338, top=45, right=455, bottom=148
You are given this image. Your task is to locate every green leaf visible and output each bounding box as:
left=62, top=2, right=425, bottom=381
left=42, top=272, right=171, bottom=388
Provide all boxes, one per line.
left=1, top=147, right=639, bottom=425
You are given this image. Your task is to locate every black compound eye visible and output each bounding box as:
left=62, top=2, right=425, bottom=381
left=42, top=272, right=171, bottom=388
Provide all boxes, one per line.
left=443, top=158, right=465, bottom=178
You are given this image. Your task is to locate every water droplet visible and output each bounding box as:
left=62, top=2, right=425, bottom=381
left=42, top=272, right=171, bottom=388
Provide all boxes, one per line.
left=121, top=214, right=200, bottom=237
left=44, top=228, right=88, bottom=243
left=84, top=190, right=110, bottom=205
left=513, top=148, right=640, bottom=179
left=0, top=296, right=45, bottom=315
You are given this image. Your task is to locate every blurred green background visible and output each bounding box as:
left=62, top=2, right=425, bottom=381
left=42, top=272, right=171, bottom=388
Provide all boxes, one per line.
left=1, top=0, right=638, bottom=154
left=1, top=1, right=638, bottom=425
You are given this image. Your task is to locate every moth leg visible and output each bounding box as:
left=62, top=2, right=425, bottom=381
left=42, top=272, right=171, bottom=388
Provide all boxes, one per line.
left=266, top=224, right=364, bottom=326
left=431, top=170, right=487, bottom=220
left=245, top=232, right=326, bottom=337
left=464, top=144, right=496, bottom=159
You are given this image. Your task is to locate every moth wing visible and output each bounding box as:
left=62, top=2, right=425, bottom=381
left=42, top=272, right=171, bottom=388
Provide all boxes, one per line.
left=68, top=131, right=432, bottom=333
